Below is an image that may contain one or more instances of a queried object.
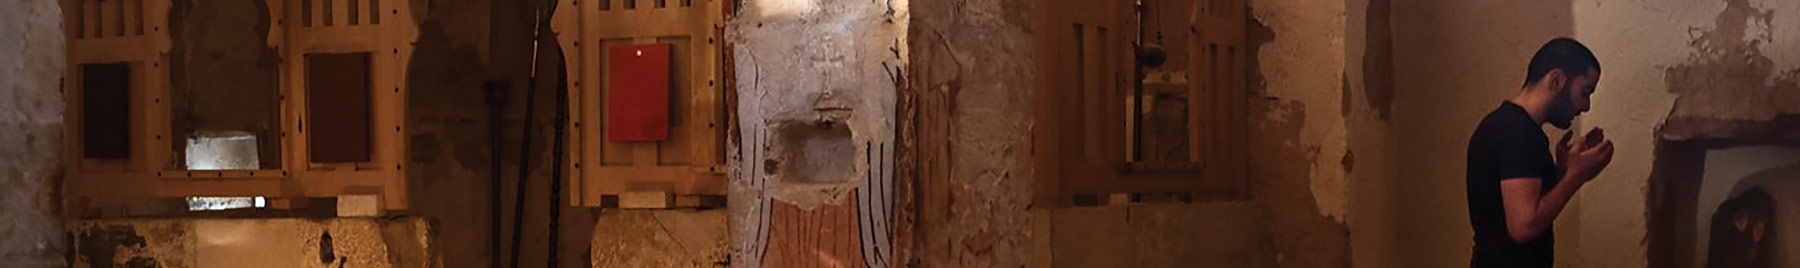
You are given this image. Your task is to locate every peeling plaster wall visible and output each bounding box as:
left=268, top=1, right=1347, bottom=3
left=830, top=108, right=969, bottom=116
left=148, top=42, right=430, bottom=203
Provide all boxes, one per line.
left=1248, top=0, right=1350, bottom=223
left=0, top=0, right=68, bottom=266
left=68, top=218, right=434, bottom=268
left=730, top=0, right=907, bottom=267
left=1573, top=0, right=1800, bottom=267
left=1387, top=0, right=1574, bottom=267
left=728, top=0, right=903, bottom=208
left=904, top=0, right=1032, bottom=266
left=1244, top=0, right=1361, bottom=267
left=901, top=0, right=1367, bottom=267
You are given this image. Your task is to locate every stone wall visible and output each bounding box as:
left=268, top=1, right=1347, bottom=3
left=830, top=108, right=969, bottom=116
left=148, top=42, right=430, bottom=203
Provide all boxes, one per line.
left=905, top=0, right=1032, bottom=266
left=69, top=218, right=432, bottom=268
left=0, top=0, right=69, bottom=266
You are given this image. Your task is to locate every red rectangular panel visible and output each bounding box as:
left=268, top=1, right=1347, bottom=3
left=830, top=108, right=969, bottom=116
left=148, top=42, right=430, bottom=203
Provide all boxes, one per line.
left=607, top=44, right=672, bottom=141
left=306, top=53, right=373, bottom=162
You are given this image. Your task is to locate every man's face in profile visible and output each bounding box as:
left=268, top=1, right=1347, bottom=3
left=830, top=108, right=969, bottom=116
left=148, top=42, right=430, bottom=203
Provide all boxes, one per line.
left=1547, top=68, right=1600, bottom=129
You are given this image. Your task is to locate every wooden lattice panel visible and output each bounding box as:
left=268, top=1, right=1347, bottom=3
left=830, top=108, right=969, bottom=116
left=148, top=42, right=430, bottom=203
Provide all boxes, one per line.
left=269, top=0, right=417, bottom=209
left=1186, top=0, right=1249, bottom=201
left=1033, top=0, right=1247, bottom=208
left=61, top=0, right=171, bottom=174
left=61, top=0, right=175, bottom=212
left=1032, top=0, right=1132, bottom=207
left=554, top=0, right=728, bottom=206
left=61, top=0, right=418, bottom=215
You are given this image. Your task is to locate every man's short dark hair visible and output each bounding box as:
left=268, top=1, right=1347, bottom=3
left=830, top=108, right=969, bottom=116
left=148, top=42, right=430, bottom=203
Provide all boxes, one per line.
left=1523, top=37, right=1601, bottom=86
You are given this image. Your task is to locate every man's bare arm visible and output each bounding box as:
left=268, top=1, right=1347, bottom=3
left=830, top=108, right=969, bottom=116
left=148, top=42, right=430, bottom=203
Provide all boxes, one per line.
left=1500, top=176, right=1584, bottom=243
left=1500, top=128, right=1614, bottom=244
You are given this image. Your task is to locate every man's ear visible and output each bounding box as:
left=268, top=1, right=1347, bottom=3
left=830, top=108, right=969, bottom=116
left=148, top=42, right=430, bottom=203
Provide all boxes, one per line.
left=1544, top=69, right=1566, bottom=93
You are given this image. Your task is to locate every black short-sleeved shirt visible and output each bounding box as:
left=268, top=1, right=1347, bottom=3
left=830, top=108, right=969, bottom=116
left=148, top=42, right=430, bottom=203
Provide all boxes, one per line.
left=1467, top=101, right=1561, bottom=268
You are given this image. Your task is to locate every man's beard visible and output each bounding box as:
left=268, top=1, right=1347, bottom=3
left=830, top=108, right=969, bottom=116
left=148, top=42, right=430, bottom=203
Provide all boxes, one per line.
left=1546, top=85, right=1576, bottom=129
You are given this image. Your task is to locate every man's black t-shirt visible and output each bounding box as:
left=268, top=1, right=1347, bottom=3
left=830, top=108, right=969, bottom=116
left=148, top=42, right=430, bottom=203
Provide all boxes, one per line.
left=1467, top=101, right=1561, bottom=268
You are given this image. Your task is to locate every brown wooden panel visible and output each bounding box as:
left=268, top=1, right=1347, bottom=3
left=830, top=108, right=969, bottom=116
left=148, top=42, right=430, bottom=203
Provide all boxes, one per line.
left=1035, top=0, right=1246, bottom=207
left=557, top=0, right=724, bottom=203
left=305, top=52, right=372, bottom=163
left=761, top=193, right=867, bottom=268
left=61, top=0, right=420, bottom=215
left=82, top=63, right=133, bottom=159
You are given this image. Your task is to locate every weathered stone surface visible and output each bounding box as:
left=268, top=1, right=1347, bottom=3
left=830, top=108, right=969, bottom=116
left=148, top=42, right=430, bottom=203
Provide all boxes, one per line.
left=590, top=209, right=728, bottom=268
left=68, top=218, right=434, bottom=268
left=0, top=0, right=69, bottom=266
left=730, top=0, right=906, bottom=267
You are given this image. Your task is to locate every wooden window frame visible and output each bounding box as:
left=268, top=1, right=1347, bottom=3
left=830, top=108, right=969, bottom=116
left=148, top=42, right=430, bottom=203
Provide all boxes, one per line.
left=554, top=0, right=729, bottom=207
left=62, top=0, right=418, bottom=216
left=1033, top=0, right=1249, bottom=208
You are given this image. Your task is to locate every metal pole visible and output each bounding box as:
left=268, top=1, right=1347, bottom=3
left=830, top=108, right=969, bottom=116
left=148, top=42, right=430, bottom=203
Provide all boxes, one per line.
left=547, top=52, right=568, bottom=268
left=485, top=81, right=507, bottom=268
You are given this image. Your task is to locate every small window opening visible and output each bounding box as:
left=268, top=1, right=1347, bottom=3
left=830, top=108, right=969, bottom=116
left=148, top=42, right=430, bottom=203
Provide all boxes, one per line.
left=185, top=131, right=261, bottom=170
left=186, top=196, right=267, bottom=211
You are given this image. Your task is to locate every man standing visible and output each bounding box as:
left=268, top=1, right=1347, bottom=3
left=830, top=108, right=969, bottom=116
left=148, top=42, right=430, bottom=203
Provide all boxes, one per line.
left=1467, top=38, right=1615, bottom=268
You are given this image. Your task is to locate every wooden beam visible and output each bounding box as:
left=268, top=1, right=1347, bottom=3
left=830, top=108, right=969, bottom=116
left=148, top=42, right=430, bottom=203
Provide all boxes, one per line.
left=618, top=191, right=674, bottom=209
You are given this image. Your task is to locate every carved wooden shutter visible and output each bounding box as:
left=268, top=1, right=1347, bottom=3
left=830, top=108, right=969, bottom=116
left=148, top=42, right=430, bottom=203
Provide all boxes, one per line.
left=271, top=0, right=418, bottom=209
left=1034, top=0, right=1136, bottom=207
left=1188, top=0, right=1250, bottom=200
left=1034, top=0, right=1249, bottom=208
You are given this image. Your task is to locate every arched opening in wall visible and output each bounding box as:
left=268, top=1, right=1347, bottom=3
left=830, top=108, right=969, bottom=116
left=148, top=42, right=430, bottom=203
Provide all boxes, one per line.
left=1648, top=115, right=1800, bottom=268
